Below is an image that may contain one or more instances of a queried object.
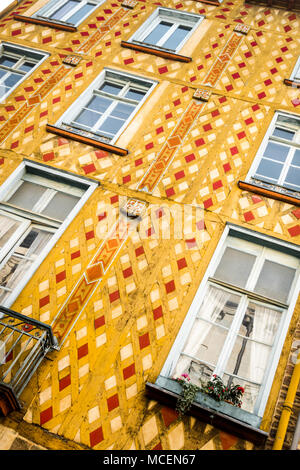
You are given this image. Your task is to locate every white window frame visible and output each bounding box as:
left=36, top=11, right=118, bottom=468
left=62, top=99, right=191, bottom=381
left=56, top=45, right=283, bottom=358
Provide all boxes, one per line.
left=33, top=0, right=104, bottom=27
left=246, top=110, right=300, bottom=195
left=160, top=224, right=300, bottom=419
left=290, top=56, right=300, bottom=83
left=128, top=7, right=204, bottom=54
left=0, top=42, right=48, bottom=103
left=56, top=68, right=157, bottom=145
left=0, top=160, right=97, bottom=307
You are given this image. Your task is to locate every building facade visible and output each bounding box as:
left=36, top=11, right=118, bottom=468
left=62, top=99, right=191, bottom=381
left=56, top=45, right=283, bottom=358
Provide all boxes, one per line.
left=0, top=0, right=299, bottom=451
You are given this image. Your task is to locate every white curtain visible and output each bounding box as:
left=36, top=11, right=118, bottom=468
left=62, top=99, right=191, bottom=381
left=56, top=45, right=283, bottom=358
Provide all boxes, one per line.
left=247, top=302, right=281, bottom=410
left=173, top=285, right=238, bottom=383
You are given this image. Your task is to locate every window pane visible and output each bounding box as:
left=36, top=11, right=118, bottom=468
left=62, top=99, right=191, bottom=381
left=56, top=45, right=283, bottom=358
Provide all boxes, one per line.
left=172, top=286, right=241, bottom=384
left=163, top=25, right=192, bottom=50
left=74, top=108, right=100, bottom=128
left=111, top=102, right=134, bottom=120
left=225, top=335, right=272, bottom=384
left=0, top=214, right=23, bottom=251
left=197, top=285, right=240, bottom=329
left=213, top=247, right=256, bottom=288
left=292, top=149, right=300, bottom=166
left=285, top=166, right=300, bottom=190
left=18, top=61, right=35, bottom=73
left=272, top=127, right=295, bottom=141
left=7, top=180, right=47, bottom=210
left=87, top=95, right=112, bottom=113
left=0, top=56, right=18, bottom=68
left=50, top=0, right=79, bottom=20
left=144, top=21, right=172, bottom=45
left=2, top=72, right=22, bottom=90
left=263, top=142, right=290, bottom=162
left=239, top=302, right=281, bottom=345
left=183, top=319, right=228, bottom=367
left=255, top=158, right=283, bottom=182
left=67, top=2, right=94, bottom=24
left=222, top=374, right=260, bottom=413
left=254, top=260, right=296, bottom=303
left=42, top=192, right=80, bottom=221
left=98, top=116, right=125, bottom=136
left=0, top=228, right=52, bottom=300
left=124, top=88, right=146, bottom=101
left=99, top=82, right=123, bottom=95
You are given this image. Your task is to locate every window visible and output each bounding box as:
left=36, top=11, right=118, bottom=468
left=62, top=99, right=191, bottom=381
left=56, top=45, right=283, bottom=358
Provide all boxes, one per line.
left=0, top=161, right=97, bottom=307
left=56, top=69, right=156, bottom=145
left=290, top=56, right=300, bottom=84
left=128, top=8, right=204, bottom=54
left=161, top=228, right=300, bottom=420
left=0, top=43, right=48, bottom=101
left=33, top=0, right=104, bottom=27
left=247, top=112, right=300, bottom=197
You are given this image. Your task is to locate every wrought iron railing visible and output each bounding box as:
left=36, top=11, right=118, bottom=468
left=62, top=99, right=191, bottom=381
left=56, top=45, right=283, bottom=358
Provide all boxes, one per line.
left=0, top=306, right=58, bottom=414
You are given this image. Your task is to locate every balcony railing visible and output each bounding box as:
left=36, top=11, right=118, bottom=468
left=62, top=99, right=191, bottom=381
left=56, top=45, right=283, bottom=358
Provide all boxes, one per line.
left=0, top=306, right=58, bottom=416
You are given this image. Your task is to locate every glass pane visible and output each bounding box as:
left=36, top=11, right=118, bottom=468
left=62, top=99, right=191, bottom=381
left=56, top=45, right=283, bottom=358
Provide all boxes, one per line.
left=0, top=56, right=18, bottom=68
left=0, top=85, right=9, bottom=98
left=292, top=149, right=300, bottom=166
left=197, top=285, right=241, bottom=329
left=254, top=260, right=296, bottom=303
left=50, top=0, right=79, bottom=20
left=0, top=214, right=23, bottom=250
left=173, top=357, right=214, bottom=386
left=99, top=82, right=123, bottom=96
left=284, top=166, right=300, bottom=190
left=0, top=228, right=52, bottom=293
left=67, top=2, right=94, bottom=24
left=2, top=72, right=22, bottom=90
left=124, top=88, right=146, bottom=101
left=98, top=116, right=125, bottom=136
left=73, top=108, right=100, bottom=128
left=213, top=246, right=256, bottom=288
left=111, top=102, right=134, bottom=120
left=18, top=61, right=35, bottom=73
left=239, top=302, right=281, bottom=345
left=183, top=319, right=228, bottom=366
left=263, top=142, right=290, bottom=162
left=42, top=192, right=80, bottom=221
left=144, top=21, right=172, bottom=45
left=87, top=95, right=112, bottom=113
left=222, top=374, right=260, bottom=413
left=255, top=158, right=283, bottom=182
left=163, top=25, right=192, bottom=50
left=7, top=180, right=46, bottom=210
left=272, top=127, right=295, bottom=141
left=225, top=335, right=272, bottom=384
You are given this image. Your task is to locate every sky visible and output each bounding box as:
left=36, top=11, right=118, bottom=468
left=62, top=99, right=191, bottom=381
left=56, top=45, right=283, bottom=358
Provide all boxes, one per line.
left=0, top=1, right=14, bottom=14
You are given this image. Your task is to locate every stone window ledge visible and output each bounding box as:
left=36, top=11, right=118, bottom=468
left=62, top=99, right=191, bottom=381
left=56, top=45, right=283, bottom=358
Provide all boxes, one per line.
left=238, top=180, right=300, bottom=207
left=145, top=377, right=268, bottom=446
left=120, top=41, right=192, bottom=63
left=13, top=14, right=77, bottom=32
left=46, top=124, right=129, bottom=156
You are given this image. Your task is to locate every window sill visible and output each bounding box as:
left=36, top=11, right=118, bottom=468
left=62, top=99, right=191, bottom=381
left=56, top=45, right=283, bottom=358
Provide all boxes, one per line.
left=46, top=124, right=129, bottom=156
left=190, top=0, right=221, bottom=4
left=146, top=377, right=268, bottom=446
left=13, top=14, right=77, bottom=32
left=284, top=78, right=300, bottom=89
left=120, top=41, right=192, bottom=63
left=238, top=180, right=300, bottom=207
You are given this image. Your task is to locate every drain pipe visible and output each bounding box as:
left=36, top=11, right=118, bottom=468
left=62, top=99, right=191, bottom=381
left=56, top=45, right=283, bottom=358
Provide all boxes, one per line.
left=272, top=351, right=300, bottom=450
